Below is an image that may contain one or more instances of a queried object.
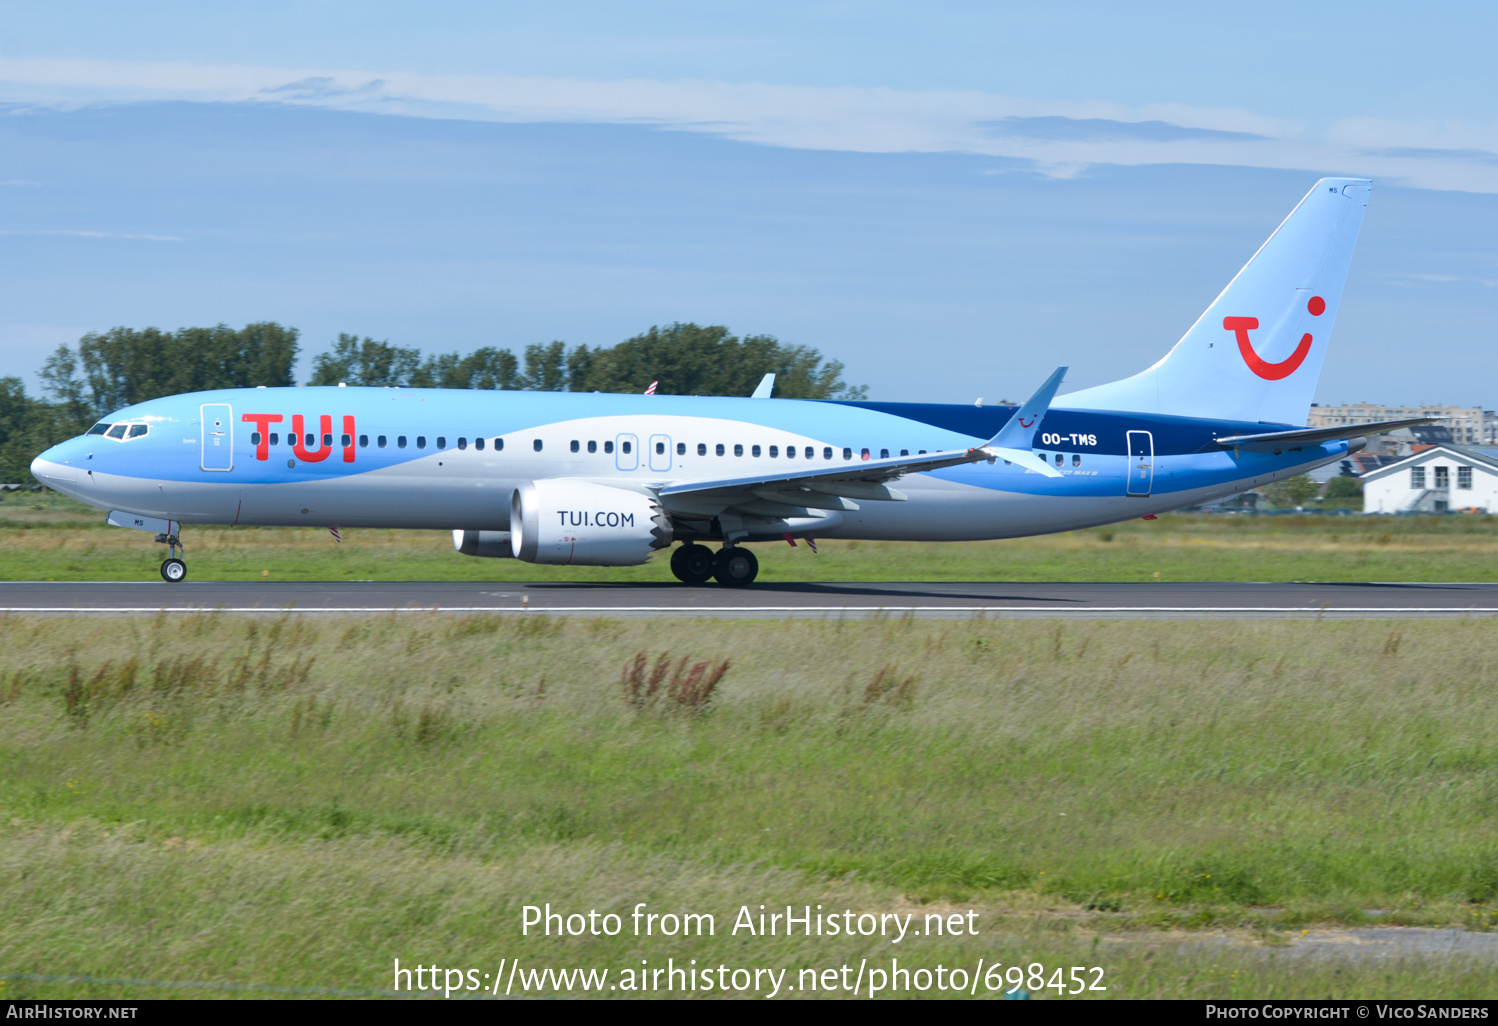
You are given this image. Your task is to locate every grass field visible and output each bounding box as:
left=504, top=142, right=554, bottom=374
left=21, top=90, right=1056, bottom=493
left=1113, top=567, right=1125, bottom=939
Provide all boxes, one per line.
left=2, top=491, right=1496, bottom=582
left=3, top=614, right=1497, bottom=999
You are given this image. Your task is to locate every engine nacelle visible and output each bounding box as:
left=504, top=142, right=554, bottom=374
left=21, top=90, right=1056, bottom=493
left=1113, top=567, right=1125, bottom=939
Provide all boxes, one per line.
left=510, top=480, right=672, bottom=565
left=452, top=530, right=514, bottom=558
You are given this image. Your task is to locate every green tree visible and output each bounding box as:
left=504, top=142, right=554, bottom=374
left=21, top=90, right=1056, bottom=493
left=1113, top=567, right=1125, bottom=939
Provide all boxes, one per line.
left=309, top=334, right=422, bottom=387
left=43, top=323, right=299, bottom=420
left=1262, top=473, right=1321, bottom=509
left=0, top=377, right=72, bottom=485
left=1320, top=475, right=1364, bottom=508
left=569, top=323, right=865, bottom=398
left=304, top=321, right=866, bottom=398
left=415, top=347, right=522, bottom=390
left=522, top=341, right=570, bottom=392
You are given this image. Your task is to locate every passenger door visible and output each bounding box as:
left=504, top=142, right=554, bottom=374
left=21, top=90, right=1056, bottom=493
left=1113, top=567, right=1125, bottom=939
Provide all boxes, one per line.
left=200, top=404, right=234, bottom=472
left=1126, top=430, right=1153, bottom=496
left=648, top=434, right=672, bottom=472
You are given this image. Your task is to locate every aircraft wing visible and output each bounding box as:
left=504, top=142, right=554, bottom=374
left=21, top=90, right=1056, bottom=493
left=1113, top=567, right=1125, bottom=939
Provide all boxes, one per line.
left=659, top=367, right=1068, bottom=518
left=1214, top=417, right=1435, bottom=452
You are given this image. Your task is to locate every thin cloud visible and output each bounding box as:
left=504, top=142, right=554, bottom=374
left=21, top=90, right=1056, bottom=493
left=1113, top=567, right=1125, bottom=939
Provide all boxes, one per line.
left=1362, top=146, right=1498, bottom=165
left=1, top=55, right=1497, bottom=192
left=0, top=229, right=185, bottom=242
left=982, top=116, right=1264, bottom=144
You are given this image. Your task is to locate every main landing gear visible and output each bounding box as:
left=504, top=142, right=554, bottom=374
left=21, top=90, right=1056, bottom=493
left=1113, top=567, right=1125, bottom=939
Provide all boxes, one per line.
left=156, top=532, right=187, bottom=583
left=669, top=543, right=759, bottom=587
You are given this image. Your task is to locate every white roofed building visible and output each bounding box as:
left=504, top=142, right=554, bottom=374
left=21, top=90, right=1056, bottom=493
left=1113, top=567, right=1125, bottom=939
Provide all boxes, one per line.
left=1361, top=445, right=1498, bottom=514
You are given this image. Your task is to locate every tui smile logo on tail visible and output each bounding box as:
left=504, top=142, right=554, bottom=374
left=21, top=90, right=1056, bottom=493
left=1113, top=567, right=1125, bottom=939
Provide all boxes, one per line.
left=1224, top=296, right=1324, bottom=380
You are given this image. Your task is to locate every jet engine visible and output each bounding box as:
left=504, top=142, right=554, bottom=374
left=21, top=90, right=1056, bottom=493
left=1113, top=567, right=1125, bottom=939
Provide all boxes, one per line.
left=510, top=480, right=672, bottom=565
left=452, top=530, right=514, bottom=558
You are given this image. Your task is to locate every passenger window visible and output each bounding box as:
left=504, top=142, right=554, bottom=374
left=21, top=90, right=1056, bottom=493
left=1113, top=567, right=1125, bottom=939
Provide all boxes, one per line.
left=359, top=434, right=369, bottom=448
left=918, top=449, right=927, bottom=455
left=533, top=439, right=543, bottom=452
left=842, top=447, right=852, bottom=460
left=106, top=424, right=128, bottom=439
left=250, top=431, right=261, bottom=446
left=751, top=444, right=761, bottom=457
left=436, top=437, right=447, bottom=450
left=1072, top=454, right=1081, bottom=466
left=697, top=443, right=707, bottom=456
left=604, top=440, right=614, bottom=454
left=881, top=449, right=890, bottom=459
left=416, top=436, right=427, bottom=449
left=587, top=440, right=597, bottom=453
left=1055, top=453, right=1063, bottom=466
left=861, top=448, right=870, bottom=460
left=716, top=444, right=725, bottom=456
left=86, top=422, right=111, bottom=436
left=769, top=445, right=779, bottom=458
left=495, top=438, right=504, bottom=450
left=270, top=433, right=280, bottom=446
left=900, top=449, right=909, bottom=457
left=475, top=437, right=485, bottom=451
left=322, top=433, right=333, bottom=447
left=734, top=444, right=743, bottom=457
left=341, top=434, right=352, bottom=447
left=457, top=437, right=467, bottom=450
left=676, top=442, right=685, bottom=455
left=656, top=441, right=665, bottom=455
left=786, top=446, right=795, bottom=459
left=377, top=435, right=387, bottom=448
left=622, top=441, right=632, bottom=454
left=570, top=440, right=580, bottom=453
left=398, top=436, right=408, bottom=448
left=824, top=447, right=833, bottom=460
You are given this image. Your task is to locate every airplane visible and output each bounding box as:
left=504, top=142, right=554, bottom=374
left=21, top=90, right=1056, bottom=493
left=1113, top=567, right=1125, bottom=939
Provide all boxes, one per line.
left=31, top=177, right=1429, bottom=586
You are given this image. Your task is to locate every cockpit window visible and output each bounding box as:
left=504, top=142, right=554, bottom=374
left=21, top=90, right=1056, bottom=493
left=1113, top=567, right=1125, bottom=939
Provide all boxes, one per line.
left=127, top=424, right=149, bottom=439
left=105, top=424, right=128, bottom=440
left=86, top=422, right=111, bottom=436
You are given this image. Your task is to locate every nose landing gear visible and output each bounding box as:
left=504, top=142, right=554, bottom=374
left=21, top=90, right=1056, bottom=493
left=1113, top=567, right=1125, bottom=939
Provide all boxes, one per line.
left=155, top=532, right=187, bottom=583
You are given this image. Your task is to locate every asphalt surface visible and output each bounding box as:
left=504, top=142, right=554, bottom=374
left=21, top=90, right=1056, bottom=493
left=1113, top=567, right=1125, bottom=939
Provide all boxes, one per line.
left=2, top=580, right=1497, bottom=618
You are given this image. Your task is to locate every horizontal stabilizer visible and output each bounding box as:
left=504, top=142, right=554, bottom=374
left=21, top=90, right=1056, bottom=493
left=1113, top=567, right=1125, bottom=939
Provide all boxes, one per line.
left=1215, top=417, right=1435, bottom=452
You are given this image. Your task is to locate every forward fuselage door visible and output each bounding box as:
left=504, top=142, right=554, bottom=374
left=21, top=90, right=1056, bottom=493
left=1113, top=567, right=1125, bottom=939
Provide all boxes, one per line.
left=200, top=403, right=233, bottom=472
left=615, top=433, right=639, bottom=471
left=648, top=434, right=672, bottom=472
left=1126, top=430, right=1153, bottom=496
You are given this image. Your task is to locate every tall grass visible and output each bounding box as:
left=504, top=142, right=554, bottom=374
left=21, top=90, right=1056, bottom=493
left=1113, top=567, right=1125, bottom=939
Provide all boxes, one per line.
left=3, top=614, right=1497, bottom=997
left=1, top=492, right=1496, bottom=582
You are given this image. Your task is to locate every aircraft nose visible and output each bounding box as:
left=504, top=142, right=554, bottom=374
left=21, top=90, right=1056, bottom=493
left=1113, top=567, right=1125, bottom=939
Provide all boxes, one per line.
left=31, top=452, right=77, bottom=490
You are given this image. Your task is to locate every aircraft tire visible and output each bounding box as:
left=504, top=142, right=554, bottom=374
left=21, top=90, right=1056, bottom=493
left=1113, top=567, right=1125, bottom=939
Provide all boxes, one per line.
left=160, top=558, right=187, bottom=583
left=712, top=546, right=758, bottom=587
left=670, top=543, right=716, bottom=583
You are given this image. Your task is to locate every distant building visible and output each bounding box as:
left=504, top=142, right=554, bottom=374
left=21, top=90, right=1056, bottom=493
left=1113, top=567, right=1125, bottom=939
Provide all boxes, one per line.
left=1361, top=445, right=1498, bottom=514
left=1308, top=403, right=1498, bottom=446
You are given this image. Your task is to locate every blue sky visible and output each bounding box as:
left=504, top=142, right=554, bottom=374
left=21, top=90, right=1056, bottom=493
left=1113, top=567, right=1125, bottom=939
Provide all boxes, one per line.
left=1, top=3, right=1495, bottom=406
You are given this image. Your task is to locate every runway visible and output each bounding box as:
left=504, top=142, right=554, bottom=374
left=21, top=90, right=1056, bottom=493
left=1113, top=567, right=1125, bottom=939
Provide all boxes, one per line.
left=2, top=580, right=1497, bottom=618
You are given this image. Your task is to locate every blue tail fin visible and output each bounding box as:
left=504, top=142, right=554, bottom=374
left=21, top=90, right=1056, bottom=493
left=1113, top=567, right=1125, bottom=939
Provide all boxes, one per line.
left=1058, top=177, right=1370, bottom=426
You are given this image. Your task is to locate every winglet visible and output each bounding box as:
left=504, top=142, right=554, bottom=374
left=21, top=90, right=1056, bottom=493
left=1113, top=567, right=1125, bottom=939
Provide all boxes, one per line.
left=981, top=366, right=1067, bottom=478
left=751, top=373, right=775, bottom=399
